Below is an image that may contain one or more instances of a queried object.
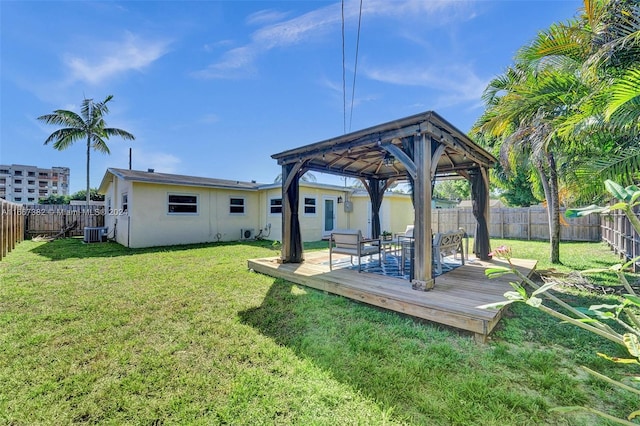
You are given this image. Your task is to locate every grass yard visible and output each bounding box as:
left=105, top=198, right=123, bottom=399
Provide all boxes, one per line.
left=1, top=237, right=639, bottom=425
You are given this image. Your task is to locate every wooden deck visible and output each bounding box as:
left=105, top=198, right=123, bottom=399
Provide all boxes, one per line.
left=248, top=251, right=537, bottom=342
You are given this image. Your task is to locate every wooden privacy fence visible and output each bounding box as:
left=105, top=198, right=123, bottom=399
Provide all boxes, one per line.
left=431, top=207, right=601, bottom=242
left=23, top=204, right=105, bottom=239
left=1, top=199, right=25, bottom=261
left=600, top=206, right=640, bottom=270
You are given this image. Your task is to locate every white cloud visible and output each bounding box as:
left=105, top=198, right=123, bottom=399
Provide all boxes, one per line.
left=200, top=113, right=220, bottom=124
left=363, top=64, right=488, bottom=106
left=246, top=9, right=291, bottom=26
left=64, top=32, right=171, bottom=85
left=195, top=0, right=473, bottom=79
left=131, top=148, right=181, bottom=174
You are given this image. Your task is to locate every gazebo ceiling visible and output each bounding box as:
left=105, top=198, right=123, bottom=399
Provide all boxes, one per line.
left=272, top=110, right=496, bottom=181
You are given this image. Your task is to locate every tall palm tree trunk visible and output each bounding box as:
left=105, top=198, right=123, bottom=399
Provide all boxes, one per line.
left=86, top=136, right=91, bottom=206
left=534, top=156, right=561, bottom=264
left=547, top=152, right=561, bottom=264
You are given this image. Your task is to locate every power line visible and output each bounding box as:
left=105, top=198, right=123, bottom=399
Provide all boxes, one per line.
left=341, top=0, right=347, bottom=134
left=349, top=0, right=363, bottom=133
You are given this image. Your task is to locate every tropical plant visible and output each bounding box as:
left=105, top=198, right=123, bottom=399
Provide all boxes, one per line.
left=481, top=180, right=640, bottom=424
left=274, top=171, right=317, bottom=184
left=38, top=96, right=135, bottom=205
left=473, top=0, right=640, bottom=262
left=69, top=188, right=105, bottom=202
left=38, top=194, right=69, bottom=205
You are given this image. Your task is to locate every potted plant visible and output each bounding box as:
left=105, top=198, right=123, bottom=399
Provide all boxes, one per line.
left=381, top=230, right=392, bottom=241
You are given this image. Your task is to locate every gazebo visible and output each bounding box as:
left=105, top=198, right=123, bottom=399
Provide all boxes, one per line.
left=271, top=111, right=496, bottom=290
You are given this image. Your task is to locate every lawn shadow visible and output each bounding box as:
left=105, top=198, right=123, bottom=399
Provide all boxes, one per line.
left=238, top=278, right=465, bottom=421
left=29, top=237, right=280, bottom=261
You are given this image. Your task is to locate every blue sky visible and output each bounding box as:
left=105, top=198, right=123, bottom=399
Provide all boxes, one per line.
left=1, top=0, right=581, bottom=193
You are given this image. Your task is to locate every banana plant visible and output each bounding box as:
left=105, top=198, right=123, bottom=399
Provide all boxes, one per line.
left=481, top=180, right=640, bottom=424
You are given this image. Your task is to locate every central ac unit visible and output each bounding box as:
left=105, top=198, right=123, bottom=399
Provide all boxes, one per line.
left=84, top=226, right=108, bottom=243
left=240, top=228, right=255, bottom=240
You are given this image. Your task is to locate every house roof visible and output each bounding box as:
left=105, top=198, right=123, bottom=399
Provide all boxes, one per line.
left=98, top=168, right=263, bottom=193
left=98, top=168, right=360, bottom=194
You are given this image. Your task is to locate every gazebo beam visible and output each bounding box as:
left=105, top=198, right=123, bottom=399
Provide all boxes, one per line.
left=412, top=133, right=435, bottom=290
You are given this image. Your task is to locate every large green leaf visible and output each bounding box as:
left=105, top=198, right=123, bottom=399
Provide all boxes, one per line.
left=484, top=267, right=512, bottom=279
left=565, top=204, right=608, bottom=218
left=622, top=294, right=640, bottom=308
left=597, top=352, right=640, bottom=365
left=477, top=300, right=514, bottom=310
left=623, top=333, right=640, bottom=359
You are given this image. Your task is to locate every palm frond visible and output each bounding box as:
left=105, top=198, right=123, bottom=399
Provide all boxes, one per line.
left=518, top=21, right=588, bottom=66
left=575, top=147, right=640, bottom=187
left=37, top=110, right=84, bottom=128
left=606, top=67, right=640, bottom=119
left=104, top=128, right=135, bottom=141
left=45, top=128, right=86, bottom=150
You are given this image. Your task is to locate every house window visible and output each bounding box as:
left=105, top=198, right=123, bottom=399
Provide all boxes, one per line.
left=121, top=193, right=128, bottom=213
left=269, top=198, right=282, bottom=214
left=14, top=188, right=22, bottom=193
left=0, top=169, right=9, bottom=174
left=229, top=197, right=245, bottom=214
left=168, top=194, right=198, bottom=214
left=28, top=171, right=35, bottom=177
left=28, top=180, right=35, bottom=185
left=304, top=197, right=317, bottom=215
left=14, top=179, right=22, bottom=184
left=107, top=198, right=112, bottom=214
left=14, top=170, right=23, bottom=176
left=27, top=197, right=35, bottom=202
left=14, top=197, right=22, bottom=201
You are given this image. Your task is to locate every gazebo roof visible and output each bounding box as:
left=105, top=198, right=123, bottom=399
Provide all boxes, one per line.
left=272, top=110, right=496, bottom=181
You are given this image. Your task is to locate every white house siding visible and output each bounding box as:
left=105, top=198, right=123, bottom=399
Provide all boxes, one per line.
left=99, top=169, right=415, bottom=248
left=387, top=194, right=415, bottom=235
left=260, top=185, right=351, bottom=242
left=350, top=192, right=415, bottom=238
left=103, top=177, right=134, bottom=247
left=123, top=182, right=259, bottom=248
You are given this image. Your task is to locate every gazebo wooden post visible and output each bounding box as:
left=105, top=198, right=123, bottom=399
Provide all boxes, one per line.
left=412, top=133, right=435, bottom=290
left=280, top=162, right=304, bottom=263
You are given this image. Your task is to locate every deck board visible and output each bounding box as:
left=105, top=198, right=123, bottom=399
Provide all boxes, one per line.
left=248, top=251, right=536, bottom=340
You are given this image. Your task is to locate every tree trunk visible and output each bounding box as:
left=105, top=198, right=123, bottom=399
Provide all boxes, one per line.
left=547, top=152, right=561, bottom=264
left=86, top=135, right=91, bottom=206
left=533, top=156, right=560, bottom=264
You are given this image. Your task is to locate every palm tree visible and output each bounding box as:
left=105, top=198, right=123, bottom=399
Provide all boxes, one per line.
left=522, top=0, right=640, bottom=192
left=38, top=96, right=135, bottom=205
left=274, top=171, right=317, bottom=183
left=474, top=65, right=587, bottom=263
left=474, top=0, right=640, bottom=262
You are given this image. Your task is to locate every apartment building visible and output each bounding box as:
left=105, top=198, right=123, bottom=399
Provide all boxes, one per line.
left=0, top=164, right=70, bottom=203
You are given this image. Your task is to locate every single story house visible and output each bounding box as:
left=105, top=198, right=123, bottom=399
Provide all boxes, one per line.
left=98, top=168, right=414, bottom=248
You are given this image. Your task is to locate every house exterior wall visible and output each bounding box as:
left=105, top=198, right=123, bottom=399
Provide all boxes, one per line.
left=104, top=177, right=133, bottom=247
left=260, top=186, right=351, bottom=242
left=387, top=193, right=415, bottom=234
left=123, top=182, right=260, bottom=248
left=101, top=171, right=414, bottom=248
left=350, top=192, right=414, bottom=238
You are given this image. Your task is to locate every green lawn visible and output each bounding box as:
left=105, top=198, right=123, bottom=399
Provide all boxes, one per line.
left=1, top=238, right=638, bottom=425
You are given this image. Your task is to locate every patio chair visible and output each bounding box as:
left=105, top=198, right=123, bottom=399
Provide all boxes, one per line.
left=329, top=230, right=381, bottom=272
